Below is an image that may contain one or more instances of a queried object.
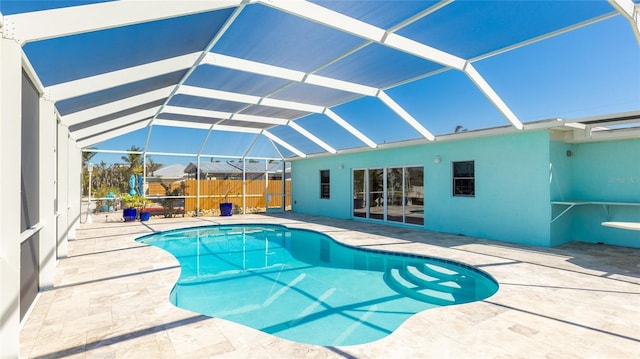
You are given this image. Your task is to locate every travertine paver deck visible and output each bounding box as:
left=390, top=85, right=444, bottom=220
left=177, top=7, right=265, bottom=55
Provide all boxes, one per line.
left=20, top=213, right=640, bottom=358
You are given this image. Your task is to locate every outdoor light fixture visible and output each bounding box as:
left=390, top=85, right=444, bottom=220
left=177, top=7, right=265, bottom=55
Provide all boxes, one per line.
left=338, top=163, right=344, bottom=170
left=434, top=156, right=441, bottom=164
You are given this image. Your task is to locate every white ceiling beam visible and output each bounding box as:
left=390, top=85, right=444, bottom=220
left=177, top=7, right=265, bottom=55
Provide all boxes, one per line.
left=6, top=0, right=243, bottom=44
left=260, top=0, right=522, bottom=129
left=162, top=105, right=230, bottom=120
left=47, top=52, right=199, bottom=101
left=304, top=74, right=379, bottom=97
left=174, top=88, right=338, bottom=154
left=608, top=0, right=640, bottom=45
left=162, top=105, right=290, bottom=125
left=464, top=62, right=523, bottom=130
left=232, top=113, right=288, bottom=125
left=71, top=107, right=158, bottom=139
left=382, top=33, right=466, bottom=70
left=323, top=109, right=377, bottom=148
left=153, top=119, right=218, bottom=130
left=262, top=130, right=307, bottom=158
left=178, top=85, right=261, bottom=105
left=288, top=121, right=337, bottom=154
left=178, top=85, right=325, bottom=113
left=203, top=53, right=379, bottom=96
left=76, top=119, right=152, bottom=148
left=260, top=97, right=325, bottom=114
left=151, top=4, right=247, bottom=129
left=60, top=85, right=174, bottom=126
left=377, top=91, right=435, bottom=141
left=259, top=0, right=465, bottom=70
left=206, top=52, right=305, bottom=81
left=259, top=0, right=385, bottom=42
left=213, top=124, right=262, bottom=134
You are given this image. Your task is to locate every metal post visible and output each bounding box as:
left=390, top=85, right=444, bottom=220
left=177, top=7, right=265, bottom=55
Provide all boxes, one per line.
left=281, top=161, right=286, bottom=211
left=265, top=160, right=269, bottom=211
left=86, top=162, right=93, bottom=224
left=196, top=155, right=200, bottom=216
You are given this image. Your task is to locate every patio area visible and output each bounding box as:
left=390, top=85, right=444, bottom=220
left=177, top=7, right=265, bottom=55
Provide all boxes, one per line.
left=19, top=213, right=640, bottom=358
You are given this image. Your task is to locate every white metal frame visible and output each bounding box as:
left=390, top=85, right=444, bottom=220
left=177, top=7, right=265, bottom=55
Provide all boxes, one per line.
left=2, top=0, right=633, bottom=161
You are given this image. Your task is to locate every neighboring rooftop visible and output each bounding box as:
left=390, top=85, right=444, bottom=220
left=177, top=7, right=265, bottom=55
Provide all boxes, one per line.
left=151, top=163, right=187, bottom=179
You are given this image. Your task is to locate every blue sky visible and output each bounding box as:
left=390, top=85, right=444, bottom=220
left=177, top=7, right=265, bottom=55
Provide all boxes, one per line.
left=4, top=1, right=638, bottom=168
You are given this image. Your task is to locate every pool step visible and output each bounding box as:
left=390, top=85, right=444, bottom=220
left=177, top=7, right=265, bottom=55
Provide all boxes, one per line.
left=383, top=265, right=476, bottom=305
left=404, top=266, right=462, bottom=293
left=421, top=262, right=461, bottom=278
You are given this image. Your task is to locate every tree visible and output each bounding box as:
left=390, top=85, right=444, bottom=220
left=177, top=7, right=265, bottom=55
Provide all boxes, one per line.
left=82, top=149, right=97, bottom=165
left=81, top=149, right=98, bottom=196
left=121, top=145, right=143, bottom=177
left=146, top=157, right=163, bottom=176
left=160, top=181, right=186, bottom=218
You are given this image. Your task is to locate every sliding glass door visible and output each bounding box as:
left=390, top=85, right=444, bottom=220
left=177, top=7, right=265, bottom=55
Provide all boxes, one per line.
left=353, top=169, right=366, bottom=218
left=352, top=166, right=423, bottom=226
left=405, top=167, right=424, bottom=225
left=368, top=168, right=384, bottom=220
left=386, top=168, right=403, bottom=223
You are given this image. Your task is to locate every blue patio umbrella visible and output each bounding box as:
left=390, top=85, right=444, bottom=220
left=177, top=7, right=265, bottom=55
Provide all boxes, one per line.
left=129, top=174, right=137, bottom=195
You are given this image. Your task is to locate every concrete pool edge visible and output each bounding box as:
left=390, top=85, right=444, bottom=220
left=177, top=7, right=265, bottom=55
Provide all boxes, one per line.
left=19, top=214, right=640, bottom=358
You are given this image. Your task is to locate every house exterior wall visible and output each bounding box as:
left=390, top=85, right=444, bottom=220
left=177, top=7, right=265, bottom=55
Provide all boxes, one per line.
left=292, top=131, right=552, bottom=247
left=549, top=140, right=575, bottom=246
left=569, top=139, right=640, bottom=247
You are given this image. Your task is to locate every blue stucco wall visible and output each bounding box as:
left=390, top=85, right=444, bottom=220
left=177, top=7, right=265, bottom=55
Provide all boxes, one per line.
left=291, top=131, right=552, bottom=247
left=549, top=140, right=576, bottom=246
left=569, top=139, right=640, bottom=247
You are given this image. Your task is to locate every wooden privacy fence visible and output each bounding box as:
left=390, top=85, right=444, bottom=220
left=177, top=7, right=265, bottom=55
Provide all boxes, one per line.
left=147, top=179, right=291, bottom=212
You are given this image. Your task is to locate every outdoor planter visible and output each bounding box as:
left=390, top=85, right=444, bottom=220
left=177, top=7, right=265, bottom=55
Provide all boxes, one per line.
left=139, top=211, right=151, bottom=221
left=123, top=208, right=137, bottom=222
left=353, top=198, right=364, bottom=209
left=219, top=202, right=233, bottom=216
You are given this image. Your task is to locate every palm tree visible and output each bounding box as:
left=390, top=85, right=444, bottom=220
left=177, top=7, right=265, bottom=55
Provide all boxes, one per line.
left=121, top=145, right=143, bottom=177
left=81, top=149, right=97, bottom=195
left=82, top=149, right=97, bottom=165
left=146, top=157, right=163, bottom=177
left=93, top=161, right=108, bottom=188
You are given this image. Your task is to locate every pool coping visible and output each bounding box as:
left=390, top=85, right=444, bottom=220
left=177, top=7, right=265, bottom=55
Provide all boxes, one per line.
left=20, top=213, right=640, bottom=358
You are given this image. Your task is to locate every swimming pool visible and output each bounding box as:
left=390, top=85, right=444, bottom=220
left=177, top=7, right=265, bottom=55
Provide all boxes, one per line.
left=137, top=224, right=498, bottom=346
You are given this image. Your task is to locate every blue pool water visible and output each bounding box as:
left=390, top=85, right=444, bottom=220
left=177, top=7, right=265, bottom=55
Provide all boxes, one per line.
left=137, top=224, right=498, bottom=346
